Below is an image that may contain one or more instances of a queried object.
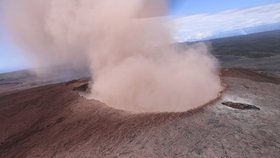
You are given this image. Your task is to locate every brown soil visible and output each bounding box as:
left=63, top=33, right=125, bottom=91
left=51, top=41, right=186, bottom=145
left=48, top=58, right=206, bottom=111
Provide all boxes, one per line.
left=0, top=68, right=280, bottom=158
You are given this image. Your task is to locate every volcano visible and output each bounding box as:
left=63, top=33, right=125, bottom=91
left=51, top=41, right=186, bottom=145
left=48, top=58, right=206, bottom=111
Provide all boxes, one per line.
left=0, top=67, right=280, bottom=158
left=1, top=30, right=280, bottom=158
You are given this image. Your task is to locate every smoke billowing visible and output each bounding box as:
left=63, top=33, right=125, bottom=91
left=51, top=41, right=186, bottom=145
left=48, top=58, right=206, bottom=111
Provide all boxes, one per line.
left=2, top=0, right=222, bottom=113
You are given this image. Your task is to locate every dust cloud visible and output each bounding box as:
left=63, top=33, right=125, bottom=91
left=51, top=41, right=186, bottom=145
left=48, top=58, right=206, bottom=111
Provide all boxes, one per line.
left=2, top=0, right=222, bottom=113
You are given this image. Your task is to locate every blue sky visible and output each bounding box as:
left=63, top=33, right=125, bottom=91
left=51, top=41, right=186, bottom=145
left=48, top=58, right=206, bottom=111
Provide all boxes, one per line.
left=169, top=0, right=280, bottom=16
left=1, top=0, right=280, bottom=73
left=174, top=2, right=280, bottom=41
left=0, top=20, right=29, bottom=73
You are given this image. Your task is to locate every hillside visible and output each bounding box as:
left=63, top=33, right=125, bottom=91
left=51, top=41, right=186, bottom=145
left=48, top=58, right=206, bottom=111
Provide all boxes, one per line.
left=209, top=30, right=280, bottom=73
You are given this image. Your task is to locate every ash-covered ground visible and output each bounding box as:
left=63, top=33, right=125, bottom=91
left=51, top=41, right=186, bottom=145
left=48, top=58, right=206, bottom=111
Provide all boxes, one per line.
left=0, top=31, right=280, bottom=158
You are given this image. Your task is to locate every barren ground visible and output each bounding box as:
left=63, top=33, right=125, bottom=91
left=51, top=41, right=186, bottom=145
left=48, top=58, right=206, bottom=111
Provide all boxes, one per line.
left=0, top=68, right=279, bottom=158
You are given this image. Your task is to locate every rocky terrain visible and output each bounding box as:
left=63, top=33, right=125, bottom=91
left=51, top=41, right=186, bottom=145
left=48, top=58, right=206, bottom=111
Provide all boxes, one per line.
left=211, top=30, right=280, bottom=75
left=0, top=30, right=280, bottom=157
left=0, top=68, right=279, bottom=158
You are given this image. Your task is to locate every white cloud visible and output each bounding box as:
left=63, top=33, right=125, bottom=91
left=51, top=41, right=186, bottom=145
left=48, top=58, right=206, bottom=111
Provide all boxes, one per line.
left=173, top=3, right=280, bottom=42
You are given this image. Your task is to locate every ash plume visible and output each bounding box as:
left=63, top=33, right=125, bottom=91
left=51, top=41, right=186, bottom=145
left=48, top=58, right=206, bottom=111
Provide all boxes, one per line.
left=2, top=0, right=222, bottom=113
